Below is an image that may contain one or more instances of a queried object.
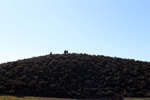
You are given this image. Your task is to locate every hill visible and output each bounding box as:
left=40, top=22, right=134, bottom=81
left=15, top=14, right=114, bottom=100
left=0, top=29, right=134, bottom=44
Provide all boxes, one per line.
left=0, top=53, right=150, bottom=98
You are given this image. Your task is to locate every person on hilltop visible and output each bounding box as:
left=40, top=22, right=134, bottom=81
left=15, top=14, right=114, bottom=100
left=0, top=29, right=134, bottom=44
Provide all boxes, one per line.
left=64, top=50, right=68, bottom=55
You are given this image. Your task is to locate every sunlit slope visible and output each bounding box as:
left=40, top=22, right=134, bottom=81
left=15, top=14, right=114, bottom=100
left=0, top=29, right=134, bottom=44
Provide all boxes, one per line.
left=0, top=96, right=78, bottom=100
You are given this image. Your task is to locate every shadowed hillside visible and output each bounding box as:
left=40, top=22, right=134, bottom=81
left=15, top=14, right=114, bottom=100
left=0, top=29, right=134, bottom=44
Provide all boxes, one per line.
left=0, top=53, right=150, bottom=98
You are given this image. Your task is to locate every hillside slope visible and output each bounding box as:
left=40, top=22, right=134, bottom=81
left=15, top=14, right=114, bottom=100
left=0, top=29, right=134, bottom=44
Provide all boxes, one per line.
left=0, top=53, right=150, bottom=98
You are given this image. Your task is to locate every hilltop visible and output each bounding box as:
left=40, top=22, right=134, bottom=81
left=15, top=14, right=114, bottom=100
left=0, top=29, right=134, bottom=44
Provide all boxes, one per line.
left=0, top=53, right=150, bottom=98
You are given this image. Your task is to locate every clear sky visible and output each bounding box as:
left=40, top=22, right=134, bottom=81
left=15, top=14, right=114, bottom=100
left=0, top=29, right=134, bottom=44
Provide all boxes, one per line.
left=0, top=0, right=150, bottom=63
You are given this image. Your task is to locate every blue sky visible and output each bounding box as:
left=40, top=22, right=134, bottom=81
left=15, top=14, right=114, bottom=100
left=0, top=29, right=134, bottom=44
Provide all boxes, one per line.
left=0, top=0, right=150, bottom=63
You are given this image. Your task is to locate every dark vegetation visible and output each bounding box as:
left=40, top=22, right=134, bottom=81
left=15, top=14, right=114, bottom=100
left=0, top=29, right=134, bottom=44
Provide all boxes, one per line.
left=111, top=93, right=124, bottom=100
left=0, top=52, right=150, bottom=98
